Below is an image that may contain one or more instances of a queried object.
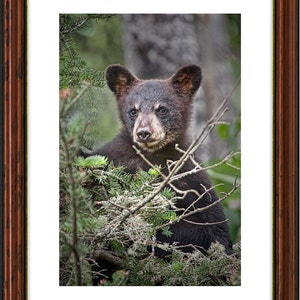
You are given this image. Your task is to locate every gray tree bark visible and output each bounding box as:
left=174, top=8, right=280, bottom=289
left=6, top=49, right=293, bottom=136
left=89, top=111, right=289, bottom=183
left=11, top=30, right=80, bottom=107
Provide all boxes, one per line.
left=121, top=14, right=200, bottom=79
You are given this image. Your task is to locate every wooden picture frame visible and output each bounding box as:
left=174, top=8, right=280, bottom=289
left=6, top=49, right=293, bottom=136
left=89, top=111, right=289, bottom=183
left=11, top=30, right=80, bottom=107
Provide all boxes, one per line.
left=1, top=0, right=298, bottom=299
left=274, top=0, right=299, bottom=299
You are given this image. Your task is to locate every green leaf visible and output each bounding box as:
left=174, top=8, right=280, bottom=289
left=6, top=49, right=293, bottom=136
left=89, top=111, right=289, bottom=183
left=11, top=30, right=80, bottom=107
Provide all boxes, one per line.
left=75, top=155, right=108, bottom=168
left=148, top=167, right=160, bottom=177
left=161, top=187, right=175, bottom=200
left=171, top=261, right=185, bottom=271
left=162, top=226, right=173, bottom=237
left=218, top=123, right=229, bottom=140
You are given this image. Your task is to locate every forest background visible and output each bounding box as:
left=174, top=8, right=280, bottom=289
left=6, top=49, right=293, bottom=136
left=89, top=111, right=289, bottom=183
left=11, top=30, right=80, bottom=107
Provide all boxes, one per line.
left=59, top=14, right=241, bottom=286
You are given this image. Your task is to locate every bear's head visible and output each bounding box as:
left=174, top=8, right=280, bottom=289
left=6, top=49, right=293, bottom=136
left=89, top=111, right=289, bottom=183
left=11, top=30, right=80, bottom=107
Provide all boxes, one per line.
left=106, top=64, right=202, bottom=152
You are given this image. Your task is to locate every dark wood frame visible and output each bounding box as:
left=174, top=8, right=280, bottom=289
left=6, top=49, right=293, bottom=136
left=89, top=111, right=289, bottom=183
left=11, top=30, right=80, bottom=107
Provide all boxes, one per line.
left=2, top=0, right=298, bottom=299
left=2, top=0, right=26, bottom=299
left=274, top=0, right=299, bottom=299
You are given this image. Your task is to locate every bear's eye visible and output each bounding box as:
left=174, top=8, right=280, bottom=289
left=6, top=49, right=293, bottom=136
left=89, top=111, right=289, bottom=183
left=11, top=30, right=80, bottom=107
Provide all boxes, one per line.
left=129, top=108, right=138, bottom=117
left=156, top=106, right=168, bottom=115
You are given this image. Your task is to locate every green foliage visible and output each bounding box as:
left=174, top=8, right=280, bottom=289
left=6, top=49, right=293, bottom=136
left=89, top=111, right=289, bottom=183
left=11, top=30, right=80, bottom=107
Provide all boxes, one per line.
left=60, top=14, right=122, bottom=146
left=60, top=139, right=241, bottom=285
left=72, top=15, right=124, bottom=70
left=59, top=14, right=115, bottom=89
left=207, top=152, right=241, bottom=243
left=217, top=118, right=241, bottom=147
left=106, top=242, right=241, bottom=286
left=76, top=155, right=108, bottom=168
left=161, top=187, right=175, bottom=200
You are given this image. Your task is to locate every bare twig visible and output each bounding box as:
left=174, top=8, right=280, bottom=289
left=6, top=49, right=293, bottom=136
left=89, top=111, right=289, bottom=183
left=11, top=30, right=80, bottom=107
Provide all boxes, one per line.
left=154, top=177, right=240, bottom=232
left=183, top=218, right=229, bottom=226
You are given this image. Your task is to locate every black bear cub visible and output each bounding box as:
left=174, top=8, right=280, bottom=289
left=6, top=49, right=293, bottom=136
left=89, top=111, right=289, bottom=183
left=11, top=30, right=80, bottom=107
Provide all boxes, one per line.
left=86, top=64, right=232, bottom=282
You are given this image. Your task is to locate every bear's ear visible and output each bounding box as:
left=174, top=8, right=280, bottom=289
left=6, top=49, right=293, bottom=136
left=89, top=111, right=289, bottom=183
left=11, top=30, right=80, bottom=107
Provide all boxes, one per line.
left=170, top=65, right=202, bottom=97
left=106, top=64, right=139, bottom=97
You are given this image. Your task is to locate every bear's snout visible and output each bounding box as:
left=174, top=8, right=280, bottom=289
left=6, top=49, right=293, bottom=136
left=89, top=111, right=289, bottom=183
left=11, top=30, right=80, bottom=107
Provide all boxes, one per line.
left=136, top=126, right=152, bottom=142
left=133, top=112, right=166, bottom=152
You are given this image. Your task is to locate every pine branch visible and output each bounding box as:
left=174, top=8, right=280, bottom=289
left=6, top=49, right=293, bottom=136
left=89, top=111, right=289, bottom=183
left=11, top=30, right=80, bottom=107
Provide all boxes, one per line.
left=60, top=120, right=82, bottom=286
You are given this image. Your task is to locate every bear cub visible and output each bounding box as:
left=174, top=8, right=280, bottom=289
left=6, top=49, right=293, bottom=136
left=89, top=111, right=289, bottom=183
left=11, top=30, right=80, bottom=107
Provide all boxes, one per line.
left=85, top=64, right=232, bottom=281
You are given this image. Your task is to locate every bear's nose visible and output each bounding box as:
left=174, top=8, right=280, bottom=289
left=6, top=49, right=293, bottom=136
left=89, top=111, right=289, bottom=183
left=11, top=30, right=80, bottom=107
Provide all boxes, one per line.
left=136, top=127, right=152, bottom=141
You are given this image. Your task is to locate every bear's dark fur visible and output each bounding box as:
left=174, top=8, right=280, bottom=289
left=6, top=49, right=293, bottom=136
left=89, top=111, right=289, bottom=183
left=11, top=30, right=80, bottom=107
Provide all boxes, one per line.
left=85, top=64, right=232, bottom=283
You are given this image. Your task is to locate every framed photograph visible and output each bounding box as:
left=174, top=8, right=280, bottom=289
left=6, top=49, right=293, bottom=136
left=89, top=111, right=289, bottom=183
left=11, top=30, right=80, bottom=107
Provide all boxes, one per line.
left=2, top=0, right=298, bottom=299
